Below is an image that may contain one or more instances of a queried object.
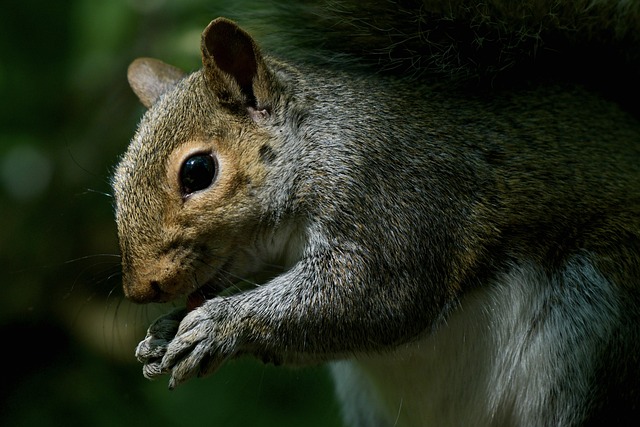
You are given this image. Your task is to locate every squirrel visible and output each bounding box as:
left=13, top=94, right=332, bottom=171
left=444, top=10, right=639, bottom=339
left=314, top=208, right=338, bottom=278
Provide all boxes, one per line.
left=112, top=1, right=640, bottom=426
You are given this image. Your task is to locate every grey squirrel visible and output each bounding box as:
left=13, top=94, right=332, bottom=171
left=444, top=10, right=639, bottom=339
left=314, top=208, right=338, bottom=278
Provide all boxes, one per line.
left=113, top=1, right=640, bottom=426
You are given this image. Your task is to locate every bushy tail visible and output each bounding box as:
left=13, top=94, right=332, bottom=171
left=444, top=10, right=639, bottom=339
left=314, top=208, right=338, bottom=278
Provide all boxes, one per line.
left=226, top=0, right=640, bottom=108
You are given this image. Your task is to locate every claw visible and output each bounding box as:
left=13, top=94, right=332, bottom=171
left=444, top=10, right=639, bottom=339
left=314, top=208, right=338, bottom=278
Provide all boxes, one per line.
left=142, top=360, right=166, bottom=379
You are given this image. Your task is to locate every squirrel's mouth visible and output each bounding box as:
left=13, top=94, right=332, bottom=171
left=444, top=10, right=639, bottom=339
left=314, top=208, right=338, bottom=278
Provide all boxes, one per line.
left=185, top=260, right=234, bottom=311
left=185, top=259, right=258, bottom=311
left=186, top=281, right=222, bottom=311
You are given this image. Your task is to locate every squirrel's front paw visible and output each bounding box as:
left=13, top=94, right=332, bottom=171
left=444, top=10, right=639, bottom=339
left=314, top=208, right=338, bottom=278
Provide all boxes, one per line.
left=160, top=301, right=240, bottom=389
left=135, top=308, right=187, bottom=379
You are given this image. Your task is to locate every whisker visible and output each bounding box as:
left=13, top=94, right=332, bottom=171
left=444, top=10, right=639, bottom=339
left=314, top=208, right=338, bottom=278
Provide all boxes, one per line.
left=106, top=270, right=122, bottom=283
left=63, top=253, right=121, bottom=264
left=78, top=188, right=113, bottom=198
left=194, top=258, right=259, bottom=288
left=103, top=289, right=122, bottom=355
left=66, top=262, right=122, bottom=298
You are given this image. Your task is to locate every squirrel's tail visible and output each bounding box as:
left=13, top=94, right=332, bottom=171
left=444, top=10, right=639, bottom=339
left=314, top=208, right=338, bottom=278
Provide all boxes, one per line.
left=228, top=0, right=639, bottom=107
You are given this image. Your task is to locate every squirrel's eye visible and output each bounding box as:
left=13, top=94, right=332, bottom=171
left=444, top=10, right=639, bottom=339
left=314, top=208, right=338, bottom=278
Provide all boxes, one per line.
left=180, top=154, right=216, bottom=195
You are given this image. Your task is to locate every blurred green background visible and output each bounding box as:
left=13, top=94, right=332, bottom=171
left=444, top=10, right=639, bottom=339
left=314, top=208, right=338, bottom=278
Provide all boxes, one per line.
left=0, top=0, right=343, bottom=426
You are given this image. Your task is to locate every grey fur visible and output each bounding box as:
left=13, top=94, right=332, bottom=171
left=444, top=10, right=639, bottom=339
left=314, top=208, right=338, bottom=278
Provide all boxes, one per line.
left=114, top=5, right=640, bottom=426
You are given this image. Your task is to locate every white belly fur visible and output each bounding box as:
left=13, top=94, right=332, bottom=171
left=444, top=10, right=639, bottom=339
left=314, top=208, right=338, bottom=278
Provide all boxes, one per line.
left=330, top=257, right=620, bottom=426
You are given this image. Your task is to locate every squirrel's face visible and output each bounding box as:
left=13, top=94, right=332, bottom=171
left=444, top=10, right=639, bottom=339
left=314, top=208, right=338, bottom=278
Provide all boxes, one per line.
left=114, top=72, right=274, bottom=304
left=114, top=19, right=287, bottom=305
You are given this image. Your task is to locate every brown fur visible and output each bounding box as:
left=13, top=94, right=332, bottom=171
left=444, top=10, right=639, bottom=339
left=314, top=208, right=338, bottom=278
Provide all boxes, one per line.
left=113, top=6, right=640, bottom=426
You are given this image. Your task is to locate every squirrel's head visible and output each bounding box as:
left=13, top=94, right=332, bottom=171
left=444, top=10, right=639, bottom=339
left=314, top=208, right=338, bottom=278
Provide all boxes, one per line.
left=113, top=18, right=289, bottom=305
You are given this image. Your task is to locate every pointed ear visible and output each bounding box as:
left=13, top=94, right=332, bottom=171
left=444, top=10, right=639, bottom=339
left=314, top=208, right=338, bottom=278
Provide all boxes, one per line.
left=127, top=58, right=186, bottom=108
left=200, top=18, right=272, bottom=109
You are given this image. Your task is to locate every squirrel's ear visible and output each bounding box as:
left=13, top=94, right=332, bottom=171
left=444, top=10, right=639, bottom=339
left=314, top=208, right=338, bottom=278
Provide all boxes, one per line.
left=127, top=58, right=185, bottom=108
left=200, top=18, right=271, bottom=109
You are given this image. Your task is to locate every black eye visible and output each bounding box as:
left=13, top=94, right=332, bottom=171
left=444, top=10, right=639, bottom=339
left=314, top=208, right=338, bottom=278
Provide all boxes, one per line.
left=180, top=154, right=216, bottom=195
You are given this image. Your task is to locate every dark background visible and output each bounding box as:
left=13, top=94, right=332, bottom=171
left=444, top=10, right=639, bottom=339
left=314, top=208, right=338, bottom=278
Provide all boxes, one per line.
left=0, top=1, right=343, bottom=425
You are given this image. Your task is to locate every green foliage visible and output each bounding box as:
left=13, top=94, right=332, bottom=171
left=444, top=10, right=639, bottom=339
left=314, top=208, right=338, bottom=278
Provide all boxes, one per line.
left=0, top=1, right=343, bottom=425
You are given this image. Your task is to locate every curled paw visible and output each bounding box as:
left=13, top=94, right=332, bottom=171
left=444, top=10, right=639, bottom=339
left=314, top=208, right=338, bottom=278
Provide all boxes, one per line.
left=159, top=303, right=240, bottom=389
left=135, top=308, right=187, bottom=379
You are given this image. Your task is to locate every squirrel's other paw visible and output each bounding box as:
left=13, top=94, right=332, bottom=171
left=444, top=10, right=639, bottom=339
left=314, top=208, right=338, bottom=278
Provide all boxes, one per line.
left=160, top=301, right=240, bottom=389
left=135, top=308, right=187, bottom=380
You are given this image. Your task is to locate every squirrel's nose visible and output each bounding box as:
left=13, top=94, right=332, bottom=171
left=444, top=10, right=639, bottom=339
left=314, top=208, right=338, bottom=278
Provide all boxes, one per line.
left=122, top=265, right=170, bottom=304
